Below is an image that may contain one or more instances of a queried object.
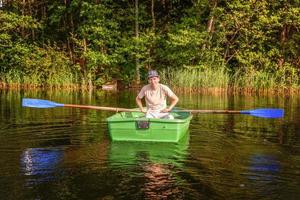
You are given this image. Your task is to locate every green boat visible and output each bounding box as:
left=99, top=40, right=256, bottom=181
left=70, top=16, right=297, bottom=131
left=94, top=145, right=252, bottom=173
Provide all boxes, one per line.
left=107, top=111, right=192, bottom=143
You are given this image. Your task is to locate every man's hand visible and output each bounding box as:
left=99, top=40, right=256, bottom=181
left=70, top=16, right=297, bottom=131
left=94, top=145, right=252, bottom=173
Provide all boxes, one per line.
left=161, top=107, right=172, bottom=113
left=136, top=96, right=147, bottom=114
left=140, top=108, right=147, bottom=114
left=162, top=95, right=178, bottom=113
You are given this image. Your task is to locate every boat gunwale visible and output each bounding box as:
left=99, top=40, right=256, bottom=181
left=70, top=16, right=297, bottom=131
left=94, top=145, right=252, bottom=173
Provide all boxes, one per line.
left=107, top=111, right=193, bottom=123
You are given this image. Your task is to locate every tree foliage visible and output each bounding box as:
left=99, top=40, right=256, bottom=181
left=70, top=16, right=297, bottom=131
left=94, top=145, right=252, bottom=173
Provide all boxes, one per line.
left=0, top=0, right=299, bottom=89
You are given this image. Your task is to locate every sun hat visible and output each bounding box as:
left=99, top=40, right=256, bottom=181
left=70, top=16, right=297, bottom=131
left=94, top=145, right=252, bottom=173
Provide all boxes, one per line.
left=147, top=70, right=159, bottom=78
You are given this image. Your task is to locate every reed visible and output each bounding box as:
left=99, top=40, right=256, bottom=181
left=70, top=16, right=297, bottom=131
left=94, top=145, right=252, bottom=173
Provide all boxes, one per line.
left=0, top=69, right=23, bottom=89
left=232, top=66, right=299, bottom=94
left=160, top=67, right=230, bottom=93
left=0, top=68, right=81, bottom=90
left=1, top=64, right=299, bottom=94
left=159, top=66, right=300, bottom=95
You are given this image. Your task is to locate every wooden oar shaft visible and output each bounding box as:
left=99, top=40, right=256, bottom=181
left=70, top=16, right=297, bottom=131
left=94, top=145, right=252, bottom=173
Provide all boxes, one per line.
left=178, top=109, right=242, bottom=114
left=65, top=105, right=242, bottom=114
left=64, top=104, right=138, bottom=112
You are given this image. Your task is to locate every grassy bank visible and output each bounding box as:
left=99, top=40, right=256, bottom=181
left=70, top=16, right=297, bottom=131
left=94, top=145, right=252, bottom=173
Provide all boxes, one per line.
left=1, top=67, right=299, bottom=95
left=159, top=67, right=300, bottom=95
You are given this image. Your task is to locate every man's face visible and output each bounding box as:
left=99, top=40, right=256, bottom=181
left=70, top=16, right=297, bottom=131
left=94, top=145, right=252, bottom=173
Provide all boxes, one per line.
left=148, top=76, right=160, bottom=88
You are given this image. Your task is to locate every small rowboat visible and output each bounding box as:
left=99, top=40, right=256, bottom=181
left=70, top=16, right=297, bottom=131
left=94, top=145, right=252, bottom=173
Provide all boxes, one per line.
left=107, top=111, right=193, bottom=143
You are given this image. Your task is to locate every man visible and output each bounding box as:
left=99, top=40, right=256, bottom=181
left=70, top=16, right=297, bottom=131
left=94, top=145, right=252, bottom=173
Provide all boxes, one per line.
left=136, top=70, right=179, bottom=119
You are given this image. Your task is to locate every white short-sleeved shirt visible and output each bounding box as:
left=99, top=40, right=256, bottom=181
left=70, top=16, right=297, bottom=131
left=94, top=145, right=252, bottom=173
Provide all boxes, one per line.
left=137, top=84, right=175, bottom=111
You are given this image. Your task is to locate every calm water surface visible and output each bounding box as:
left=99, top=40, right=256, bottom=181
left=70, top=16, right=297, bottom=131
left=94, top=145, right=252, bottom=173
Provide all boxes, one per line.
left=0, top=89, right=299, bottom=200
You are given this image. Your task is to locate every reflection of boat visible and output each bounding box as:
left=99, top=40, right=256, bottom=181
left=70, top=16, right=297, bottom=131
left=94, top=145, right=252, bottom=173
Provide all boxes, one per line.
left=107, top=111, right=192, bottom=142
left=108, top=132, right=189, bottom=167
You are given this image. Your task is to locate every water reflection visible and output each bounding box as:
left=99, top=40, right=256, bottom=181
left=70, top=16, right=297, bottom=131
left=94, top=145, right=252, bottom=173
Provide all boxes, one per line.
left=249, top=154, right=280, bottom=173
left=247, top=154, right=280, bottom=182
left=245, top=154, right=282, bottom=199
left=142, top=163, right=184, bottom=200
left=1, top=88, right=300, bottom=199
left=109, top=132, right=189, bottom=167
left=109, top=133, right=189, bottom=199
left=20, top=147, right=63, bottom=184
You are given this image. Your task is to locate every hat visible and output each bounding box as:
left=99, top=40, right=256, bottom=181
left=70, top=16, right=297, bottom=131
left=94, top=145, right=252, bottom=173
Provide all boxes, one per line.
left=147, top=70, right=159, bottom=78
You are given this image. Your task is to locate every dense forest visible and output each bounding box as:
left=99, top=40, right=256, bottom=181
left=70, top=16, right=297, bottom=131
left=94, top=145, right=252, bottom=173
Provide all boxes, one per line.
left=0, top=0, right=300, bottom=92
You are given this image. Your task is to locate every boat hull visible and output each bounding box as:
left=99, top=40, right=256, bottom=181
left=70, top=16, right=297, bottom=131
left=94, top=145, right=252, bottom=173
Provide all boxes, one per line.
left=107, top=111, right=192, bottom=143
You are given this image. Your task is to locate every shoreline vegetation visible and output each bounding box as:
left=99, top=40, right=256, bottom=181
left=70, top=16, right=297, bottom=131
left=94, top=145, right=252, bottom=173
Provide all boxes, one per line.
left=1, top=84, right=298, bottom=96
left=1, top=1, right=299, bottom=95
left=0, top=67, right=299, bottom=95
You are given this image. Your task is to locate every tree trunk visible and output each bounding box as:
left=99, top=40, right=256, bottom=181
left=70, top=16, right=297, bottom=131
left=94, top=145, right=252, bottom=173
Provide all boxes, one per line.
left=207, top=16, right=215, bottom=33
left=278, top=24, right=290, bottom=67
left=151, top=0, right=156, bottom=31
left=202, top=0, right=217, bottom=52
left=29, top=0, right=35, bottom=40
left=206, top=0, right=217, bottom=33
left=82, top=37, right=90, bottom=89
left=67, top=37, right=73, bottom=62
left=280, top=24, right=290, bottom=44
left=21, top=0, right=26, bottom=38
left=135, top=0, right=140, bottom=85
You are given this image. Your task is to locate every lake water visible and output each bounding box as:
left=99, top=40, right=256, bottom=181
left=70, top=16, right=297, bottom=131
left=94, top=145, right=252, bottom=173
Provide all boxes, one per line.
left=0, top=89, right=299, bottom=200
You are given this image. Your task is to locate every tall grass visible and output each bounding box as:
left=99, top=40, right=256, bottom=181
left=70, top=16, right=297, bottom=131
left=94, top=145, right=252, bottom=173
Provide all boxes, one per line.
left=0, top=45, right=81, bottom=90
left=0, top=67, right=80, bottom=89
left=159, top=66, right=230, bottom=93
left=159, top=65, right=300, bottom=95
left=232, top=65, right=299, bottom=94
left=0, top=69, right=79, bottom=89
left=0, top=69, right=24, bottom=88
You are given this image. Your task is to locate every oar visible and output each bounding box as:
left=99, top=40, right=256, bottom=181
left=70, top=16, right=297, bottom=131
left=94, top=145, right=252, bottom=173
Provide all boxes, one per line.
left=22, top=98, right=284, bottom=118
left=22, top=98, right=138, bottom=112
left=176, top=108, right=284, bottom=118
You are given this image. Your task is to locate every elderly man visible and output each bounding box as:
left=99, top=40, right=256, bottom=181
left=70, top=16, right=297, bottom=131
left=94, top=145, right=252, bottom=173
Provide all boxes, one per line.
left=136, top=70, right=179, bottom=119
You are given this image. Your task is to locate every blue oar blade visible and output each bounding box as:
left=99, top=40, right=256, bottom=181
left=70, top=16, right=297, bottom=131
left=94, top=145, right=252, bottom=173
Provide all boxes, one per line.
left=22, top=98, right=64, bottom=108
left=241, top=108, right=284, bottom=118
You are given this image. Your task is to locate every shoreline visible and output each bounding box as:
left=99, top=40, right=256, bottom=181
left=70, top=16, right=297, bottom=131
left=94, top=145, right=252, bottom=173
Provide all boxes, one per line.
left=1, top=83, right=299, bottom=96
